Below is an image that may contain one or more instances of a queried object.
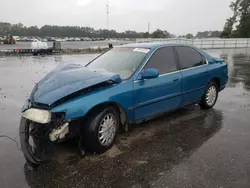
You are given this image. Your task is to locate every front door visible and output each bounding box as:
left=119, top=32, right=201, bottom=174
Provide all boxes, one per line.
left=133, top=47, right=182, bottom=121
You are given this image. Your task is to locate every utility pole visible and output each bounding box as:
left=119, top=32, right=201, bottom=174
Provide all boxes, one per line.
left=147, top=22, right=151, bottom=40
left=107, top=0, right=109, bottom=30
left=148, top=22, right=150, bottom=34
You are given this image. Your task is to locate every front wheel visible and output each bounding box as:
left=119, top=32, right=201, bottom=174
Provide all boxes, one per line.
left=84, top=106, right=119, bottom=153
left=199, top=82, right=218, bottom=109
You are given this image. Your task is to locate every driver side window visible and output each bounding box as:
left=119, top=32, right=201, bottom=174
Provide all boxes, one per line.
left=143, top=47, right=178, bottom=75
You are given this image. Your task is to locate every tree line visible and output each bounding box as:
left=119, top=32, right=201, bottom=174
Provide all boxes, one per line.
left=0, top=22, right=223, bottom=39
left=181, top=31, right=222, bottom=39
left=0, top=22, right=175, bottom=39
left=221, top=0, right=250, bottom=38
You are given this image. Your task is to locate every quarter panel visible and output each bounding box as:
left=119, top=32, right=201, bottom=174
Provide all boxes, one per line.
left=207, top=61, right=228, bottom=90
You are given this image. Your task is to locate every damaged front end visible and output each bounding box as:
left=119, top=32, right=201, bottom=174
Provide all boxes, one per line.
left=19, top=64, right=122, bottom=165
left=19, top=107, right=70, bottom=164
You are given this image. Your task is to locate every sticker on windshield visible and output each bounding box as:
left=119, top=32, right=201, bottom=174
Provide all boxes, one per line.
left=133, top=48, right=150, bottom=53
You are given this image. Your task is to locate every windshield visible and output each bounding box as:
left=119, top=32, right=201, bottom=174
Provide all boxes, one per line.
left=86, top=47, right=149, bottom=79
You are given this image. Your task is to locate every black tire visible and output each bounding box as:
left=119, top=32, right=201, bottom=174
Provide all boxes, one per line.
left=32, top=52, right=38, bottom=56
left=199, top=81, right=219, bottom=109
left=25, top=157, right=40, bottom=169
left=84, top=106, right=120, bottom=153
left=45, top=49, right=51, bottom=55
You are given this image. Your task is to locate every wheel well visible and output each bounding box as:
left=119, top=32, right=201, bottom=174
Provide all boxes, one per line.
left=211, top=77, right=220, bottom=89
left=84, top=102, right=127, bottom=125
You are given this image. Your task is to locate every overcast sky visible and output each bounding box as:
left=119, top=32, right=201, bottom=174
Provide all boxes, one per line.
left=1, top=0, right=233, bottom=35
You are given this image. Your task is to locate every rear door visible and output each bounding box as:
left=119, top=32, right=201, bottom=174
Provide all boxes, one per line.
left=133, top=47, right=182, bottom=120
left=174, top=46, right=209, bottom=105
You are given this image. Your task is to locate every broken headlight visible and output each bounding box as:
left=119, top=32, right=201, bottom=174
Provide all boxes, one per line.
left=23, top=108, right=51, bottom=124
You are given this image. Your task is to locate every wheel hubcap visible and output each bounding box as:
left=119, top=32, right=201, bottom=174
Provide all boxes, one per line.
left=206, top=85, right=217, bottom=106
left=98, top=114, right=117, bottom=146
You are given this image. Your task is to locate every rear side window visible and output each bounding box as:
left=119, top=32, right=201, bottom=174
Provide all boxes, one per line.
left=175, top=47, right=206, bottom=69
left=143, top=47, right=177, bottom=75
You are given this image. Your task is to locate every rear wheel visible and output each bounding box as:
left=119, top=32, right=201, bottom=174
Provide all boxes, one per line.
left=84, top=106, right=119, bottom=153
left=199, top=82, right=218, bottom=109
left=32, top=51, right=38, bottom=56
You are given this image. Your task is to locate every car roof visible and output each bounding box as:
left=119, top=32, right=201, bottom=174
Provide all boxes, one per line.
left=120, top=42, right=214, bottom=60
left=121, top=42, right=194, bottom=49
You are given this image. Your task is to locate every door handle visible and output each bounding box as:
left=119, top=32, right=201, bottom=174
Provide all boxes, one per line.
left=173, top=77, right=179, bottom=82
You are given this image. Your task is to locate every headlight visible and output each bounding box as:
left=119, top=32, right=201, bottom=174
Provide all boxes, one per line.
left=22, top=108, right=51, bottom=124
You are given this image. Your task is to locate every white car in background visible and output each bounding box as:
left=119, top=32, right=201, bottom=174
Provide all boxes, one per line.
left=74, top=37, right=81, bottom=41
left=83, top=37, right=92, bottom=41
left=55, top=38, right=62, bottom=42
left=13, top=36, right=21, bottom=41
left=29, top=37, right=38, bottom=42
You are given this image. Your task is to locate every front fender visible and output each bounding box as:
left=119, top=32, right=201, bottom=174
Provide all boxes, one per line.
left=50, top=80, right=134, bottom=122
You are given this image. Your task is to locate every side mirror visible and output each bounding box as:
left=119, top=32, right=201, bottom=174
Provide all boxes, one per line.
left=141, top=68, right=159, bottom=80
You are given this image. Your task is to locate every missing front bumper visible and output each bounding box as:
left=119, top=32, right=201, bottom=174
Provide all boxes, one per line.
left=20, top=117, right=70, bottom=164
left=20, top=116, right=76, bottom=165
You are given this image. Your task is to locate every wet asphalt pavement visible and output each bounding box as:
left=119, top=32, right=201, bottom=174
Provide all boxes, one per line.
left=0, top=49, right=250, bottom=188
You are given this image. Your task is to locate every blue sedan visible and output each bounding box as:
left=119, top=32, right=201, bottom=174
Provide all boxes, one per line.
left=19, top=43, right=228, bottom=164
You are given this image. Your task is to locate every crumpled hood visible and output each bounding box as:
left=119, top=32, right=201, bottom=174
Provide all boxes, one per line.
left=30, top=64, right=121, bottom=106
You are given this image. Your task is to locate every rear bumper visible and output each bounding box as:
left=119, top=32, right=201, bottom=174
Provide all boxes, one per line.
left=220, top=84, right=226, bottom=91
left=220, top=76, right=228, bottom=91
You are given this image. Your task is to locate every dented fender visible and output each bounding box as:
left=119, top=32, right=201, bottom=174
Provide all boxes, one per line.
left=50, top=80, right=134, bottom=122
